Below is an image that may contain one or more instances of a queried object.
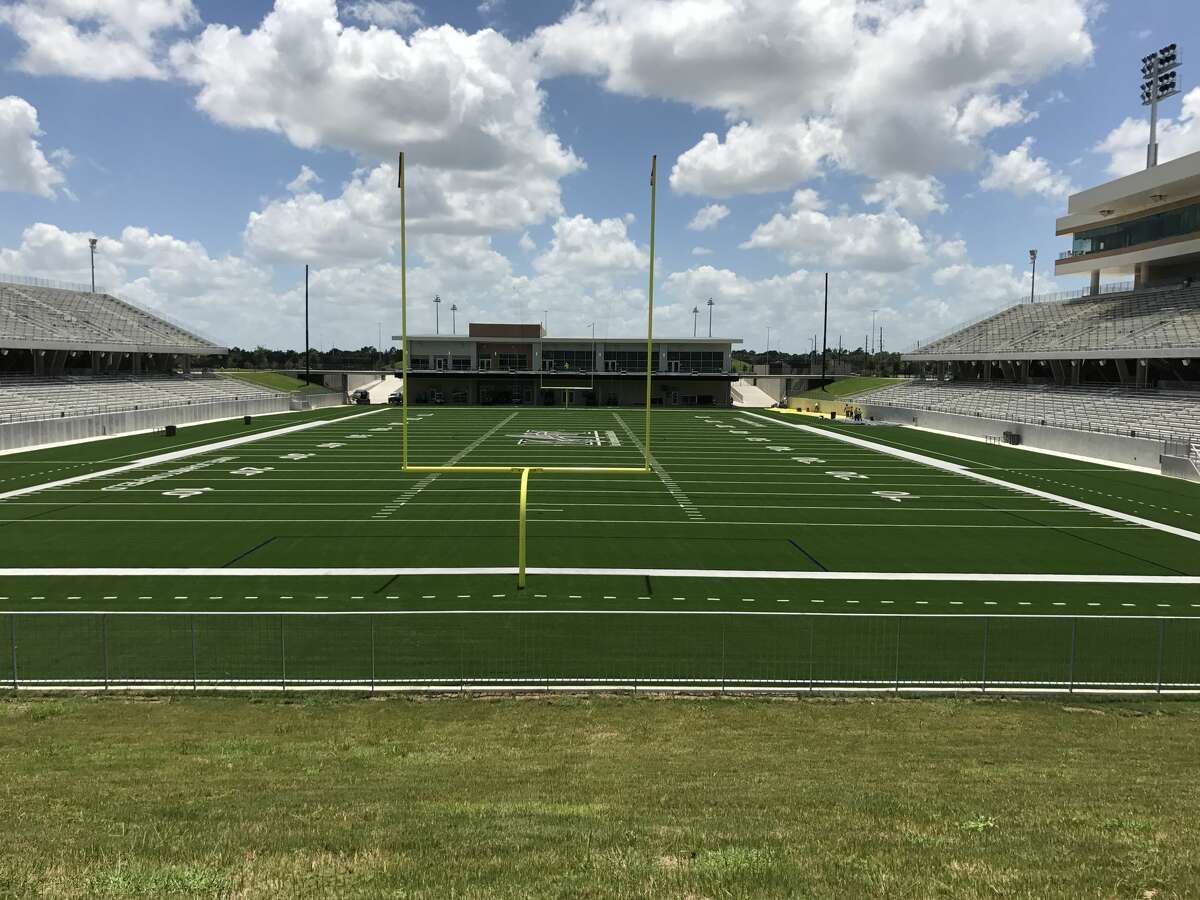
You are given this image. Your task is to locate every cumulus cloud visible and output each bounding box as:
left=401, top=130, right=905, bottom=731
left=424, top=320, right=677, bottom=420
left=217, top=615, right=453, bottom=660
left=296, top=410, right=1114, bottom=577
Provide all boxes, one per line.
left=691, top=246, right=712, bottom=256
left=980, top=137, right=1073, bottom=199
left=686, top=204, right=730, bottom=231
left=342, top=1, right=422, bottom=29
left=741, top=189, right=928, bottom=273
left=671, top=121, right=842, bottom=197
left=533, top=214, right=648, bottom=277
left=0, top=97, right=68, bottom=198
left=536, top=0, right=1093, bottom=194
left=171, top=0, right=582, bottom=239
left=0, top=0, right=197, bottom=80
left=1095, top=86, right=1200, bottom=177
left=862, top=174, right=947, bottom=218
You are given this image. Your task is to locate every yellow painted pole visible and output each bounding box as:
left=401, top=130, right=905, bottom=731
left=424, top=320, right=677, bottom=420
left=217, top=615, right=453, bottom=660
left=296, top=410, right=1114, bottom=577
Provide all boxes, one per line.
left=644, top=154, right=656, bottom=471
left=398, top=151, right=409, bottom=470
left=517, top=466, right=531, bottom=589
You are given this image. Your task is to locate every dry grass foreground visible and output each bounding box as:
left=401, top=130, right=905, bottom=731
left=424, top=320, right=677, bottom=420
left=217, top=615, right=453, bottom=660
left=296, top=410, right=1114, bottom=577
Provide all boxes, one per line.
left=1, top=694, right=1198, bottom=898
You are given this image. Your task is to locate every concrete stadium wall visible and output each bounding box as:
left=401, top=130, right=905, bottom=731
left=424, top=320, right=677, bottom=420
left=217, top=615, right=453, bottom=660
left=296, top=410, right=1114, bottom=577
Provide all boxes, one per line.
left=862, top=404, right=1167, bottom=470
left=0, top=395, right=313, bottom=453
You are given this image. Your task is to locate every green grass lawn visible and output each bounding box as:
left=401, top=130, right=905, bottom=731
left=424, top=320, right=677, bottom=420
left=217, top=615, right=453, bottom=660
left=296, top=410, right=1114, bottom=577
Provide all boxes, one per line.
left=3, top=406, right=1200, bottom=689
left=1, top=695, right=1198, bottom=898
left=219, top=369, right=332, bottom=394
left=790, top=375, right=906, bottom=402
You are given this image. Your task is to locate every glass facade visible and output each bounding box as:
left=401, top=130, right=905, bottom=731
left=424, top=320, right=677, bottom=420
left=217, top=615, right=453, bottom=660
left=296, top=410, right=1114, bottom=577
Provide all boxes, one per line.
left=1071, top=200, right=1200, bottom=257
left=495, top=352, right=527, bottom=369
left=543, top=349, right=593, bottom=371
left=666, top=350, right=724, bottom=373
left=604, top=350, right=659, bottom=372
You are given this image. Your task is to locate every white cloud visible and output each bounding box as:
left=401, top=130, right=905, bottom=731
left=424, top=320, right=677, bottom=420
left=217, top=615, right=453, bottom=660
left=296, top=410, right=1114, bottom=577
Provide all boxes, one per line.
left=0, top=97, right=67, bottom=198
left=536, top=0, right=1094, bottom=193
left=741, top=189, right=928, bottom=273
left=0, top=0, right=197, bottom=80
left=533, top=214, right=648, bottom=277
left=342, top=1, right=422, bottom=29
left=686, top=204, right=730, bottom=232
left=286, top=165, right=321, bottom=194
left=1095, top=87, right=1200, bottom=177
left=518, top=231, right=535, bottom=252
left=980, top=137, right=1073, bottom=199
left=936, top=238, right=968, bottom=262
left=691, top=246, right=712, bottom=256
left=171, top=1, right=582, bottom=238
left=862, top=175, right=947, bottom=218
left=671, top=120, right=842, bottom=197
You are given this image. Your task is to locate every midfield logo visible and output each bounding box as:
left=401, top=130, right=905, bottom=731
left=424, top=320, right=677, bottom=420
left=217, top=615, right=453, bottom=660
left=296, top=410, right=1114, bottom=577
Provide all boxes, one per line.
left=510, top=430, right=603, bottom=447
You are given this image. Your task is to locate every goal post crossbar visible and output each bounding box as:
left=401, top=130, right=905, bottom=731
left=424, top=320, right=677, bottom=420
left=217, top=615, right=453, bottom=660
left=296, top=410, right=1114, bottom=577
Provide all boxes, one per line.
left=397, top=151, right=659, bottom=587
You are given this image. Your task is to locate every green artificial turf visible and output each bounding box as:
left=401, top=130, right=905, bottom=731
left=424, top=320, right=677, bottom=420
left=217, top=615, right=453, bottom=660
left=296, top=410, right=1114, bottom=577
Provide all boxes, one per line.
left=2, top=405, right=1199, bottom=689
left=2, top=695, right=1199, bottom=898
left=219, top=370, right=332, bottom=394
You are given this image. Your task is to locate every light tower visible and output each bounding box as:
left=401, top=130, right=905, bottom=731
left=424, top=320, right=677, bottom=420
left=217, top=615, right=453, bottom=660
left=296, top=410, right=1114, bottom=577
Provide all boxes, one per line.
left=433, top=294, right=441, bottom=334
left=1029, top=249, right=1038, bottom=303
left=706, top=297, right=714, bottom=337
left=1142, top=43, right=1181, bottom=169
left=88, top=238, right=98, bottom=293
left=450, top=303, right=458, bottom=334
left=692, top=305, right=699, bottom=337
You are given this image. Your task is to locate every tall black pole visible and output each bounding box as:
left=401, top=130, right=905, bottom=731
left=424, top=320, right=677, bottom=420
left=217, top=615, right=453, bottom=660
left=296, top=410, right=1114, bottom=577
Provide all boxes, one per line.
left=304, top=264, right=310, bottom=385
left=820, top=272, right=829, bottom=390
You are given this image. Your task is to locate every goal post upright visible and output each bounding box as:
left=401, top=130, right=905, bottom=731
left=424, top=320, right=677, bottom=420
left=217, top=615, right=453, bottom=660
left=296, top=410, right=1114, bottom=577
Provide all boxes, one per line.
left=398, top=151, right=409, bottom=470
left=644, top=154, right=656, bottom=470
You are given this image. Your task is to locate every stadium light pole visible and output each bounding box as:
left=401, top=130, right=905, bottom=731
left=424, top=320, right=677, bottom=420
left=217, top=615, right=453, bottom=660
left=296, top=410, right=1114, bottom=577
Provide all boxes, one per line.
left=88, top=238, right=98, bottom=293
left=1029, top=249, right=1038, bottom=303
left=692, top=306, right=699, bottom=337
left=433, top=295, right=441, bottom=334
left=820, top=272, right=829, bottom=389
left=1142, top=43, right=1180, bottom=169
left=706, top=297, right=714, bottom=337
left=870, top=309, right=879, bottom=354
left=450, top=303, right=457, bottom=334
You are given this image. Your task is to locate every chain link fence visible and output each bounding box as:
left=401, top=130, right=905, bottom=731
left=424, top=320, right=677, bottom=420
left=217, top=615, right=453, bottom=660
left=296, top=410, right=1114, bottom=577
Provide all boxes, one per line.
left=3, top=611, right=1199, bottom=693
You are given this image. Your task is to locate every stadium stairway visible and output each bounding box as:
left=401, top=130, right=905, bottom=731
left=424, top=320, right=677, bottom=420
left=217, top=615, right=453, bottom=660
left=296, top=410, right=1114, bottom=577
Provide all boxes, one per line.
left=731, top=380, right=777, bottom=408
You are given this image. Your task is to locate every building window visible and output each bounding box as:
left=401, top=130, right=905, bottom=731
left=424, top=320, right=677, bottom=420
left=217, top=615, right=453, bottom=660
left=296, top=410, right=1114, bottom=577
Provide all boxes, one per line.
left=434, top=356, right=448, bottom=370
left=409, top=356, right=429, bottom=370
left=604, top=350, right=658, bottom=372
left=666, top=351, right=723, bottom=373
left=495, top=352, right=527, bottom=369
left=1071, top=201, right=1200, bottom=257
left=452, top=356, right=472, bottom=370
left=543, top=349, right=593, bottom=371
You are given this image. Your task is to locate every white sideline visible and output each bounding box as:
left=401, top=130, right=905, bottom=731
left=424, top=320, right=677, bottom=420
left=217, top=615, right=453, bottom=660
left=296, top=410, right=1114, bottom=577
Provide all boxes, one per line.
left=746, top=412, right=1200, bottom=545
left=0, top=567, right=1197, bottom=584
left=0, top=407, right=388, bottom=501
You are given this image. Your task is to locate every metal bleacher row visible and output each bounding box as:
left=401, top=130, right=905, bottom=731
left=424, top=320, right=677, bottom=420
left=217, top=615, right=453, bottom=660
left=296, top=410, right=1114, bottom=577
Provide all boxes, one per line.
left=0, top=374, right=283, bottom=424
left=0, top=281, right=223, bottom=354
left=909, top=285, right=1200, bottom=357
left=857, top=381, right=1200, bottom=444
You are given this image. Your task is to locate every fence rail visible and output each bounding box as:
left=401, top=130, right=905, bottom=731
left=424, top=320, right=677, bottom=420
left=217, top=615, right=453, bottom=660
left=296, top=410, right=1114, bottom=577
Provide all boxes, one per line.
left=4, top=611, right=1199, bottom=694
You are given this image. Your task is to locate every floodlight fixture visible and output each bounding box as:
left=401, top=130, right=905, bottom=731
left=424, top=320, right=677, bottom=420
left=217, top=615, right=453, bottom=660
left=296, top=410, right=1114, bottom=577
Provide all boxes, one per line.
left=1142, top=42, right=1183, bottom=167
left=88, top=237, right=98, bottom=293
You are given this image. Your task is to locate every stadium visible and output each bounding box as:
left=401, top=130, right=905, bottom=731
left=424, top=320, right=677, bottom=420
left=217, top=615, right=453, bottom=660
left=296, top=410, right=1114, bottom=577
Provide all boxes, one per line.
left=2, top=149, right=1200, bottom=696
left=3, top=6, right=1200, bottom=896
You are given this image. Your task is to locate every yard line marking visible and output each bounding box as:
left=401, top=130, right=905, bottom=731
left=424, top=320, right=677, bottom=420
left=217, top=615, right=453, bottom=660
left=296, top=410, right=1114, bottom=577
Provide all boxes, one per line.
left=614, top=412, right=705, bottom=521
left=2, top=567, right=1197, bottom=584
left=746, top=412, right=1200, bottom=544
left=0, top=407, right=390, bottom=501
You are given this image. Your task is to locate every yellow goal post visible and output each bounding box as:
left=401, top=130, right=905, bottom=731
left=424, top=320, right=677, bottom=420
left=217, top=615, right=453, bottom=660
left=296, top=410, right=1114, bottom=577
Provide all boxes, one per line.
left=397, top=152, right=660, bottom=587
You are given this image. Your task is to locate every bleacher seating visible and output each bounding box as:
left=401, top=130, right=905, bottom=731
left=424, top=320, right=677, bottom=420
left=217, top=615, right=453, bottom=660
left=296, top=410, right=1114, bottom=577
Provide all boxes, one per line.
left=910, top=285, right=1200, bottom=358
left=0, top=281, right=223, bottom=354
left=858, top=381, right=1200, bottom=443
left=0, top=374, right=282, bottom=424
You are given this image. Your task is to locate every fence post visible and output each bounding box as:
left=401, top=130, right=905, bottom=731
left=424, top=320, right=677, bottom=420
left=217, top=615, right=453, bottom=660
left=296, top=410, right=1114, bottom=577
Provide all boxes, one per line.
left=981, top=617, right=990, bottom=693
left=720, top=619, right=726, bottom=692
left=10, top=614, right=17, bottom=690
left=893, top=616, right=902, bottom=694
left=191, top=615, right=198, bottom=691
left=101, top=613, right=109, bottom=691
left=370, top=614, right=376, bottom=693
left=1157, top=618, right=1166, bottom=694
left=1068, top=618, right=1077, bottom=694
left=280, top=614, right=286, bottom=692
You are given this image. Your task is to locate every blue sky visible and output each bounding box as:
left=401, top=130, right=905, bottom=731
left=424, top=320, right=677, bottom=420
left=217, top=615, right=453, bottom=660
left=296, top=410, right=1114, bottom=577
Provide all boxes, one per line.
left=1, top=0, right=1198, bottom=352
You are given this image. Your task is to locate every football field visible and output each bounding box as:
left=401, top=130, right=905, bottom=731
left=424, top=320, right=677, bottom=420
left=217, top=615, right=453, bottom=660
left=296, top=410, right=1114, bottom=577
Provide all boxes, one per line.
left=2, top=404, right=1200, bottom=691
